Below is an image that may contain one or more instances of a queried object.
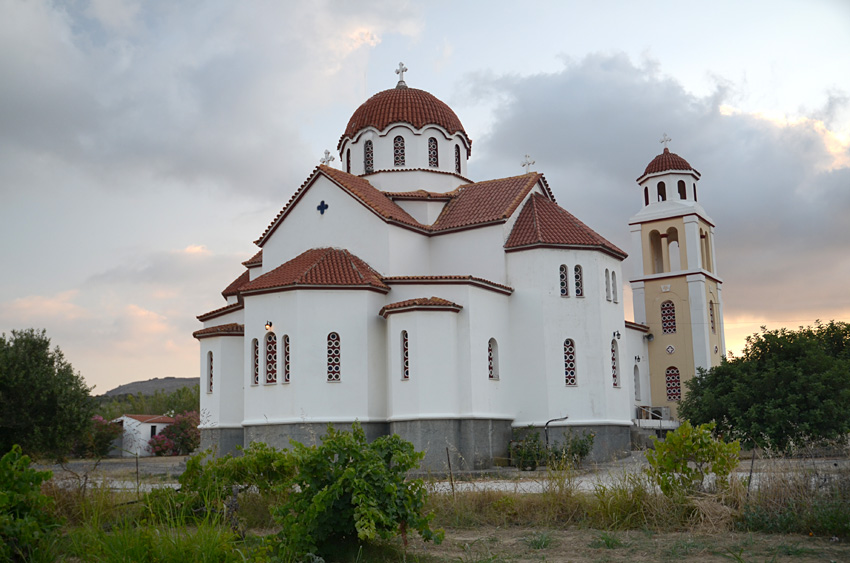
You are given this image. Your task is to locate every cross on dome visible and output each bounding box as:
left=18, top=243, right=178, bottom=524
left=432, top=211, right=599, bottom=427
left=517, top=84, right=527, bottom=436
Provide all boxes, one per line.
left=395, top=62, right=408, bottom=89
left=521, top=154, right=535, bottom=174
left=659, top=133, right=672, bottom=149
left=320, top=149, right=335, bottom=166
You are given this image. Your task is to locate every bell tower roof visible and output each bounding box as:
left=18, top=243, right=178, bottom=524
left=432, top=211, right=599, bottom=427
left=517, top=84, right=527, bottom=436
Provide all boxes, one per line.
left=637, top=148, right=700, bottom=183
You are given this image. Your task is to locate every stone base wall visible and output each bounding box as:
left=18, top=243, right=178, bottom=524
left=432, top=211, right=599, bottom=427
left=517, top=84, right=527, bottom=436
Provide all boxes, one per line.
left=391, top=418, right=513, bottom=470
left=244, top=421, right=390, bottom=451
left=513, top=424, right=632, bottom=463
left=199, top=427, right=244, bottom=457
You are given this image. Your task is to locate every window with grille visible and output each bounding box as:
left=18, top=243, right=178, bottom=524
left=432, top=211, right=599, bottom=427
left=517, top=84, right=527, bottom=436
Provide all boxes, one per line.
left=611, top=340, right=620, bottom=387
left=428, top=137, right=438, bottom=167
left=454, top=144, right=461, bottom=173
left=393, top=136, right=405, bottom=166
left=327, top=332, right=340, bottom=381
left=364, top=140, right=374, bottom=173
left=488, top=338, right=499, bottom=380
left=661, top=300, right=676, bottom=334
left=283, top=335, right=291, bottom=382
left=605, top=269, right=611, bottom=301
left=251, top=339, right=259, bottom=385
left=559, top=264, right=569, bottom=296
left=709, top=300, right=716, bottom=334
left=564, top=339, right=576, bottom=386
left=401, top=330, right=409, bottom=379
left=666, top=366, right=681, bottom=401
left=207, top=351, right=213, bottom=393
left=265, top=333, right=277, bottom=384
left=574, top=265, right=584, bottom=297
left=612, top=272, right=618, bottom=303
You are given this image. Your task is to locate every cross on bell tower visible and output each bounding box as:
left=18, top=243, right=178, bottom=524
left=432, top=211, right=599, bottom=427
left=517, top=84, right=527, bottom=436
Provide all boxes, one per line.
left=659, top=133, right=672, bottom=149
left=320, top=150, right=335, bottom=166
left=521, top=154, right=535, bottom=174
left=395, top=62, right=408, bottom=89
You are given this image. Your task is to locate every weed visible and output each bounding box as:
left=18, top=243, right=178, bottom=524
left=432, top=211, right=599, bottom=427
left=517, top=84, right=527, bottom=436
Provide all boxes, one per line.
left=524, top=530, right=553, bottom=549
left=589, top=531, right=623, bottom=549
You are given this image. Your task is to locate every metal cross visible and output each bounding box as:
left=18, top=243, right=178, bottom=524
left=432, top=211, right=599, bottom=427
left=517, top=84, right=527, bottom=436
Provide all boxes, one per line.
left=395, top=62, right=408, bottom=83
left=659, top=133, right=672, bottom=149
left=521, top=154, right=535, bottom=174
left=320, top=150, right=335, bottom=166
left=317, top=200, right=329, bottom=215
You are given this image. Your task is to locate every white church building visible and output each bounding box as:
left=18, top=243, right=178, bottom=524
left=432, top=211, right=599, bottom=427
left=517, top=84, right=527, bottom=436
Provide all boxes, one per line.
left=194, top=67, right=725, bottom=469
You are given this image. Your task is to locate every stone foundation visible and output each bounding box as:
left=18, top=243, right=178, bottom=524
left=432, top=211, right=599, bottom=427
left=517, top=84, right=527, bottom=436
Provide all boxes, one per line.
left=199, top=427, right=244, bottom=457
left=390, top=418, right=513, bottom=470
left=512, top=424, right=632, bottom=463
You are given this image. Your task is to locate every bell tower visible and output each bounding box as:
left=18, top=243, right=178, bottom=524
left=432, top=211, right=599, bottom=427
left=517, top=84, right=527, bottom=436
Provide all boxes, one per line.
left=629, top=137, right=725, bottom=418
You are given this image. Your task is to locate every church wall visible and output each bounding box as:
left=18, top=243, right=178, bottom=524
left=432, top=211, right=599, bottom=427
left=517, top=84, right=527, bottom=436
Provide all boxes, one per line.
left=625, top=327, right=651, bottom=409
left=201, top=308, right=243, bottom=329
left=387, top=224, right=431, bottom=275
left=465, top=288, right=512, bottom=419
left=429, top=226, right=507, bottom=284
left=198, top=335, right=244, bottom=435
left=260, top=175, right=391, bottom=274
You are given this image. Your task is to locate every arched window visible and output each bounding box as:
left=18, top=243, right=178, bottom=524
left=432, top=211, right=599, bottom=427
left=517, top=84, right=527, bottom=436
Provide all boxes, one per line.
left=605, top=269, right=611, bottom=301
left=574, top=265, right=584, bottom=297
left=678, top=180, right=687, bottom=199
left=265, top=332, right=277, bottom=384
left=559, top=264, right=569, bottom=296
left=428, top=137, right=438, bottom=167
left=657, top=181, right=667, bottom=202
left=612, top=272, right=618, bottom=303
left=667, top=227, right=681, bottom=271
left=488, top=338, right=499, bottom=380
left=564, top=339, right=576, bottom=386
left=661, top=300, right=676, bottom=334
left=207, top=351, right=213, bottom=393
left=633, top=365, right=641, bottom=401
left=346, top=149, right=351, bottom=173
left=401, top=330, right=410, bottom=379
left=709, top=300, right=716, bottom=334
left=454, top=144, right=461, bottom=174
left=649, top=230, right=663, bottom=274
left=327, top=332, right=340, bottom=381
left=251, top=338, right=259, bottom=385
left=283, top=335, right=291, bottom=382
left=666, top=366, right=681, bottom=401
left=364, top=140, right=374, bottom=173
left=644, top=186, right=649, bottom=206
left=611, top=340, right=620, bottom=387
left=393, top=135, right=405, bottom=166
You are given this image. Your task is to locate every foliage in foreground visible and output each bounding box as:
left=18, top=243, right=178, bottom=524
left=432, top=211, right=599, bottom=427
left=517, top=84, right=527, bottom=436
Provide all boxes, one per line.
left=275, top=422, right=443, bottom=556
left=646, top=421, right=740, bottom=496
left=0, top=328, right=94, bottom=459
left=0, top=445, right=61, bottom=561
left=510, top=427, right=595, bottom=471
left=680, top=320, right=850, bottom=449
left=147, top=410, right=201, bottom=456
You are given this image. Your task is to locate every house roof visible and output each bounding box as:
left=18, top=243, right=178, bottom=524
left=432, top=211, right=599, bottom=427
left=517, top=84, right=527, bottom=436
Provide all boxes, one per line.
left=338, top=86, right=470, bottom=149
left=221, top=270, right=250, bottom=297
left=240, top=248, right=389, bottom=294
left=504, top=193, right=627, bottom=259
left=637, top=148, right=700, bottom=181
left=193, top=323, right=245, bottom=339
left=121, top=414, right=176, bottom=424
left=242, top=250, right=263, bottom=268
left=197, top=301, right=244, bottom=322
left=379, top=297, right=463, bottom=318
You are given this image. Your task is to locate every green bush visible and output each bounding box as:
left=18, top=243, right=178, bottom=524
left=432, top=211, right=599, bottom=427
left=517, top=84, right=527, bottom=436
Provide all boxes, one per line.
left=0, top=445, right=61, bottom=561
left=160, top=411, right=200, bottom=455
left=273, top=422, right=442, bottom=556
left=646, top=421, right=740, bottom=496
left=510, top=427, right=594, bottom=470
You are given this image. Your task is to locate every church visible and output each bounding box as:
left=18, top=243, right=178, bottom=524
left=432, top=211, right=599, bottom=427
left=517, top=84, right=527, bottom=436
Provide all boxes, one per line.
left=193, top=65, right=726, bottom=469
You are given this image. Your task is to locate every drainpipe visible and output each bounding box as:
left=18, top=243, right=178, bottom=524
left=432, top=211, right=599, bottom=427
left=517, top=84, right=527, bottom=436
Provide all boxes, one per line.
left=544, top=415, right=569, bottom=449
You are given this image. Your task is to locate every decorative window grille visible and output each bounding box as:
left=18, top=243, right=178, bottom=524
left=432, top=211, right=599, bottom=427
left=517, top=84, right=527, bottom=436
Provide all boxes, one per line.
left=428, top=137, right=438, bottom=167
left=401, top=330, right=409, bottom=379
left=265, top=333, right=277, bottom=384
left=364, top=140, right=374, bottom=173
left=612, top=272, right=618, bottom=303
left=283, top=335, right=291, bottom=382
left=559, top=264, right=569, bottom=296
left=207, top=351, right=213, bottom=392
left=252, top=339, right=259, bottom=385
left=454, top=144, right=461, bottom=173
left=605, top=269, right=611, bottom=301
left=661, top=300, right=676, bottom=334
left=666, top=366, right=681, bottom=401
left=393, top=136, right=405, bottom=166
left=327, top=332, right=340, bottom=381
left=611, top=341, right=620, bottom=387
left=488, top=338, right=499, bottom=380
left=564, top=339, right=576, bottom=386
left=574, top=265, right=584, bottom=297
left=346, top=149, right=351, bottom=173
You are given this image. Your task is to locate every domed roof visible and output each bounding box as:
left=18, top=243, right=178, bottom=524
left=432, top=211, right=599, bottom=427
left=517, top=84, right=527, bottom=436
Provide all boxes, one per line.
left=639, top=148, right=700, bottom=180
left=339, top=85, right=469, bottom=148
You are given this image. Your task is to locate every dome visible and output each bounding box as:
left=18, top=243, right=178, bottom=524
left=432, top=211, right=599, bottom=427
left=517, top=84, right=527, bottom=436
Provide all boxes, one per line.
left=639, top=148, right=699, bottom=180
left=338, top=86, right=469, bottom=149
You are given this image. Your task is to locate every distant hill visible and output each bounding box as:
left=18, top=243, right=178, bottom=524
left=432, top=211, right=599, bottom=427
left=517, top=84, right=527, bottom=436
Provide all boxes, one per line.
left=101, top=377, right=200, bottom=398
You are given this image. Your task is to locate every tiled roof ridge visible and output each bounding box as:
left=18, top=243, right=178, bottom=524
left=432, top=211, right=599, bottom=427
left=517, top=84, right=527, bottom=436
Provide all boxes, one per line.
left=197, top=301, right=243, bottom=322
left=361, top=167, right=472, bottom=183
left=256, top=165, right=322, bottom=244
left=242, top=250, right=263, bottom=267
left=297, top=247, right=334, bottom=284
left=385, top=190, right=455, bottom=200
left=221, top=270, right=250, bottom=297
left=503, top=174, right=541, bottom=219
left=193, top=323, right=245, bottom=339
left=382, top=275, right=514, bottom=293
left=378, top=296, right=463, bottom=318
left=638, top=148, right=700, bottom=181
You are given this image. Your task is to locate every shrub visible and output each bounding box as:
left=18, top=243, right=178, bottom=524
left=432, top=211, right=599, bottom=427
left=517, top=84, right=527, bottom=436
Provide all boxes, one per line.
left=147, top=434, right=175, bottom=457
left=160, top=411, right=200, bottom=455
left=646, top=421, right=740, bottom=496
left=510, top=427, right=595, bottom=470
left=273, top=422, right=442, bottom=556
left=0, top=445, right=61, bottom=561
left=510, top=428, right=545, bottom=470
left=73, top=415, right=122, bottom=458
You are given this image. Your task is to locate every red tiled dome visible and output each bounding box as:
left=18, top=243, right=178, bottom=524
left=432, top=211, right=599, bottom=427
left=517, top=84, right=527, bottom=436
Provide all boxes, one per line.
left=642, top=148, right=697, bottom=177
left=339, top=86, right=468, bottom=146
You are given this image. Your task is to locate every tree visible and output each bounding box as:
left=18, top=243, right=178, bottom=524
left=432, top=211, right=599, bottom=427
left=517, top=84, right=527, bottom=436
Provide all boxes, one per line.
left=0, top=329, right=94, bottom=459
left=679, top=321, right=850, bottom=449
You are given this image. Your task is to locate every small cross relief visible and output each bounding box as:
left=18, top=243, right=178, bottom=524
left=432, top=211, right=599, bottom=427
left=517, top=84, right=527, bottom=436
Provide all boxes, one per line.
left=317, top=200, right=329, bottom=215
left=661, top=285, right=671, bottom=292
left=320, top=150, right=335, bottom=166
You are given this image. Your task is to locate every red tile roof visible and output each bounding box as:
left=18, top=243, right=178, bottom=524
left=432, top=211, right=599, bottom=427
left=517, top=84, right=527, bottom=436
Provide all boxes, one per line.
left=221, top=270, right=250, bottom=297
left=383, top=275, right=514, bottom=295
left=122, top=414, right=176, bottom=424
left=242, top=250, right=262, bottom=268
left=638, top=148, right=700, bottom=181
left=379, top=297, right=463, bottom=318
left=431, top=174, right=543, bottom=232
left=363, top=167, right=472, bottom=183
left=625, top=320, right=650, bottom=332
left=197, top=301, right=243, bottom=322
left=504, top=193, right=627, bottom=259
left=193, top=323, right=245, bottom=339
left=338, top=87, right=470, bottom=150
left=385, top=190, right=453, bottom=201
left=240, top=248, right=389, bottom=294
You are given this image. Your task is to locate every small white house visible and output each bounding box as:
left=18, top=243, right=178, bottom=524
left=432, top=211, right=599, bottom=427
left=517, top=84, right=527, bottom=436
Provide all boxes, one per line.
left=111, top=414, right=175, bottom=457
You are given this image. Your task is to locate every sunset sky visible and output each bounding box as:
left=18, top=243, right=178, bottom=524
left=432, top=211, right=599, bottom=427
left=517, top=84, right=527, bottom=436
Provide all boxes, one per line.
left=1, top=0, right=848, bottom=393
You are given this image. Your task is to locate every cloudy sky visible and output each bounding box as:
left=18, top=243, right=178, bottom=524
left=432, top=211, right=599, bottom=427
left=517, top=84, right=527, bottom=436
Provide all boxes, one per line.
left=2, top=0, right=848, bottom=393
